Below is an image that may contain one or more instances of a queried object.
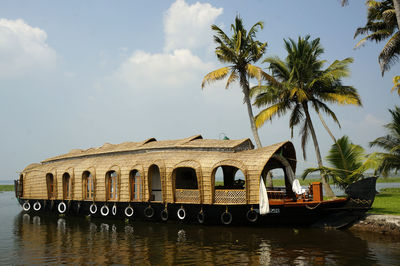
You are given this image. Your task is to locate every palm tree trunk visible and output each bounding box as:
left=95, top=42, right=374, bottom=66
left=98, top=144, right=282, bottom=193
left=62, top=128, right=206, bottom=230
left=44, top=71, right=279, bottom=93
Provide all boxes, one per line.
left=316, top=111, right=337, bottom=144
left=239, top=72, right=272, bottom=186
left=303, top=103, right=335, bottom=198
left=317, top=111, right=348, bottom=170
left=242, top=82, right=274, bottom=186
left=240, top=73, right=263, bottom=149
left=244, top=93, right=263, bottom=149
left=394, top=0, right=400, bottom=30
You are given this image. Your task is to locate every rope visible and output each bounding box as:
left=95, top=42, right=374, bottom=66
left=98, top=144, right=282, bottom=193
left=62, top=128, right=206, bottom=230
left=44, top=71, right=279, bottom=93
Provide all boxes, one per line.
left=349, top=198, right=372, bottom=205
left=305, top=202, right=322, bottom=210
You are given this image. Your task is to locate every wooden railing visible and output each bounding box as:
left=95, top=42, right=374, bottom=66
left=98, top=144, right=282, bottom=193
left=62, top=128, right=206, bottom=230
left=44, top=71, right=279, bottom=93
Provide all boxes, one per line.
left=267, top=190, right=286, bottom=199
left=214, top=189, right=246, bottom=204
left=175, top=189, right=200, bottom=203
left=174, top=189, right=291, bottom=204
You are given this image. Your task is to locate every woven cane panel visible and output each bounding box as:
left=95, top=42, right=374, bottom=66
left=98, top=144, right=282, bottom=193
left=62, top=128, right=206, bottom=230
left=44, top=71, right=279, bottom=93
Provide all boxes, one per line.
left=175, top=189, right=200, bottom=203
left=214, top=190, right=246, bottom=204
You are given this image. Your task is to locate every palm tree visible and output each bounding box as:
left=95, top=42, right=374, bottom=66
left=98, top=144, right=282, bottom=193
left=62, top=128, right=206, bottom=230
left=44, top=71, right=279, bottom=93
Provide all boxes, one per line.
left=370, top=106, right=400, bottom=175
left=342, top=0, right=400, bottom=32
left=354, top=0, right=400, bottom=76
left=202, top=16, right=277, bottom=149
left=302, top=136, right=380, bottom=190
left=393, top=75, right=400, bottom=94
left=395, top=0, right=400, bottom=30
left=252, top=36, right=362, bottom=197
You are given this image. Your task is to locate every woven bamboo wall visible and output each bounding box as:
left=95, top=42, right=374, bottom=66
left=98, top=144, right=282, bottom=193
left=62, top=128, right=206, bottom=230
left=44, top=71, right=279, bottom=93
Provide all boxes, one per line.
left=20, top=138, right=296, bottom=205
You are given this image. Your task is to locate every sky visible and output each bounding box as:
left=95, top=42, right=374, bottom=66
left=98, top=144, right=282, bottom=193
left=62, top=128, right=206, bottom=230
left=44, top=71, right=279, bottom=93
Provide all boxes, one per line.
left=0, top=0, right=398, bottom=181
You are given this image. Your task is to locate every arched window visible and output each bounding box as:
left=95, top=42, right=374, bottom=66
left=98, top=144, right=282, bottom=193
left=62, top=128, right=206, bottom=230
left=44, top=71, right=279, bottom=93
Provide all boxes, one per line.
left=129, top=170, right=141, bottom=201
left=46, top=173, right=56, bottom=199
left=174, top=167, right=200, bottom=203
left=106, top=170, right=118, bottom=200
left=214, top=166, right=245, bottom=189
left=62, top=173, right=71, bottom=199
left=82, top=171, right=94, bottom=200
left=213, top=165, right=246, bottom=204
left=175, top=167, right=198, bottom=189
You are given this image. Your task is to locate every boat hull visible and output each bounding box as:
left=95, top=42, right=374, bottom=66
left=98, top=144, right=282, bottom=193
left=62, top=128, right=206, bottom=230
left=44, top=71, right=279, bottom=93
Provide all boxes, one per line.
left=16, top=175, right=377, bottom=228
left=17, top=197, right=371, bottom=228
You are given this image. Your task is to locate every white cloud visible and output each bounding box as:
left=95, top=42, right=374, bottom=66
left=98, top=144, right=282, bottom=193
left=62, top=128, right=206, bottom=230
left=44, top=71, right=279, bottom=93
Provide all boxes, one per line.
left=342, top=113, right=384, bottom=133
left=101, top=0, right=223, bottom=95
left=363, top=114, right=384, bottom=127
left=105, top=49, right=214, bottom=94
left=94, top=0, right=230, bottom=140
left=0, top=18, right=57, bottom=78
left=336, top=112, right=385, bottom=154
left=355, top=114, right=385, bottom=143
left=164, top=0, right=223, bottom=52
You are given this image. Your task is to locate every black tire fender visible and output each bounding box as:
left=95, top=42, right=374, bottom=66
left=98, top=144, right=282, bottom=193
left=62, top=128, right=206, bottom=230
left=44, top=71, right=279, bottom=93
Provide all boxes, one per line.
left=246, top=209, right=258, bottom=223
left=161, top=209, right=168, bottom=221
left=221, top=211, right=232, bottom=225
left=144, top=206, right=155, bottom=218
left=197, top=211, right=205, bottom=224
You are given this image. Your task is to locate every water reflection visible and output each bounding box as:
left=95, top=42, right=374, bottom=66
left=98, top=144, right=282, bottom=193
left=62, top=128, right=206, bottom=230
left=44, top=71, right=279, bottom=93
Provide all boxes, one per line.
left=9, top=212, right=400, bottom=265
left=32, top=216, right=40, bottom=225
left=258, top=240, right=271, bottom=265
left=177, top=229, right=186, bottom=242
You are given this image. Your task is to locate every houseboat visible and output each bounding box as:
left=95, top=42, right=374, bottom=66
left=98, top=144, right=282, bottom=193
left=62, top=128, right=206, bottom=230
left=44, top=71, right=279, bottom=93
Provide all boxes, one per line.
left=14, top=135, right=377, bottom=227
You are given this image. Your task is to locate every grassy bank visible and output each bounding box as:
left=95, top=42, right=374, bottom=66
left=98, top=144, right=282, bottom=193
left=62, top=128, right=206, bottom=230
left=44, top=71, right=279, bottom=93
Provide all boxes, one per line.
left=377, top=177, right=400, bottom=183
left=370, top=188, right=400, bottom=216
left=0, top=185, right=14, bottom=192
left=262, top=177, right=400, bottom=187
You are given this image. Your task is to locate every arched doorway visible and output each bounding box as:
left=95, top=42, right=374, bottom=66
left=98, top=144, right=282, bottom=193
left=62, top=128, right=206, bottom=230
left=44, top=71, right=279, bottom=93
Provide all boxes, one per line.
left=149, top=165, right=162, bottom=202
left=260, top=155, right=296, bottom=199
left=106, top=170, right=118, bottom=201
left=82, top=171, right=94, bottom=200
left=46, top=173, right=56, bottom=199
left=62, top=173, right=71, bottom=200
left=129, top=169, right=142, bottom=201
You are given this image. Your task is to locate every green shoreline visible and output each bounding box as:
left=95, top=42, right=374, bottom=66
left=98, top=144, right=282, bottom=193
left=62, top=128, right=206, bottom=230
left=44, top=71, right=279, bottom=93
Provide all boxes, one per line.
left=271, top=177, right=400, bottom=187
left=0, top=185, right=14, bottom=192
left=370, top=188, right=400, bottom=216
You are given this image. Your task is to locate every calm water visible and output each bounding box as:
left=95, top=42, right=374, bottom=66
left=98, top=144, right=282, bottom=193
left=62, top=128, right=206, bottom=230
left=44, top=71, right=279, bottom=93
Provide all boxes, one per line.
left=0, top=192, right=399, bottom=265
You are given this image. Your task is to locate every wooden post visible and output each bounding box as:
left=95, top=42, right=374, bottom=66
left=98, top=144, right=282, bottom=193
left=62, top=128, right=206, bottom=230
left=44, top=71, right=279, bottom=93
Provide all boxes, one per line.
left=312, top=182, right=323, bottom=202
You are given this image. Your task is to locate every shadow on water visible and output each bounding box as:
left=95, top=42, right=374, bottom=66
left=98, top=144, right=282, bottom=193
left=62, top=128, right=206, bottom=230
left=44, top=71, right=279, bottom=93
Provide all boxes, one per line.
left=9, top=212, right=399, bottom=265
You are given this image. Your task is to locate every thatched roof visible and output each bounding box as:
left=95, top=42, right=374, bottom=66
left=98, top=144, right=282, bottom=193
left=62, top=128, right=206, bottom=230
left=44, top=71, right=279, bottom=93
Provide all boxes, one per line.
left=41, top=135, right=255, bottom=164
left=21, top=136, right=297, bottom=204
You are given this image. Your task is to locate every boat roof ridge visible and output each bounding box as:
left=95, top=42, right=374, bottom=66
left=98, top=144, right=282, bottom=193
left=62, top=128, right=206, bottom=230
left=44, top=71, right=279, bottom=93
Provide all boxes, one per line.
left=41, top=135, right=255, bottom=163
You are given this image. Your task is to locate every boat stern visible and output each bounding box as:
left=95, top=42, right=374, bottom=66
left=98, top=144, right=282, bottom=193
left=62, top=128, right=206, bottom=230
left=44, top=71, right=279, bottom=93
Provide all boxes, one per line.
left=345, top=176, right=378, bottom=209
